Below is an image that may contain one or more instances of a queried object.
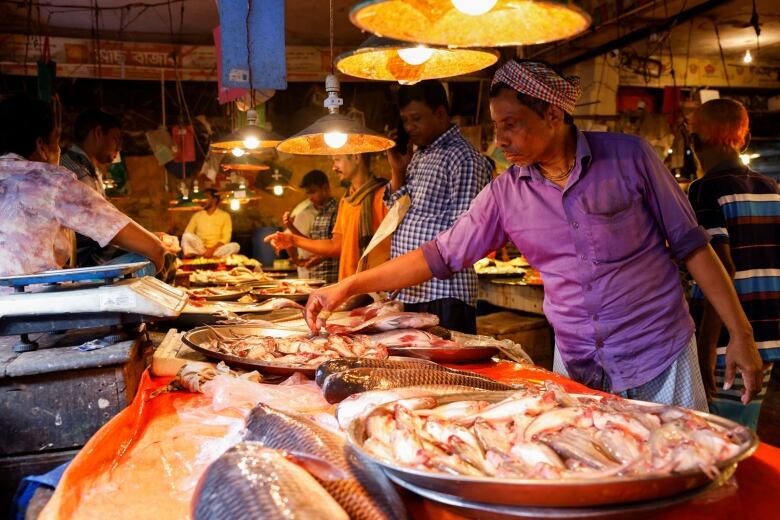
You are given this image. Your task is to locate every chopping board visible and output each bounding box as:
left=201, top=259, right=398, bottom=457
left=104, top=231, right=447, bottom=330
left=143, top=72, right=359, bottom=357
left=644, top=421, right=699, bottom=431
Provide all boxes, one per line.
left=151, top=328, right=215, bottom=377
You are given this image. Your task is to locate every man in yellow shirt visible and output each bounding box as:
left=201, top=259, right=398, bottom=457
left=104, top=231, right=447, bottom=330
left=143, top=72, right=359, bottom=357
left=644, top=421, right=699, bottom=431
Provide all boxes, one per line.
left=181, top=189, right=240, bottom=258
left=265, top=154, right=389, bottom=280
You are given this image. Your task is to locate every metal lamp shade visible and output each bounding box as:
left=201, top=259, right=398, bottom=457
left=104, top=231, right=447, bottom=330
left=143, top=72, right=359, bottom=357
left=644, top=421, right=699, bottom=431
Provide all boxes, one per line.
left=336, top=37, right=498, bottom=82
left=210, top=125, right=284, bottom=151
left=276, top=113, right=395, bottom=155
left=350, top=0, right=591, bottom=48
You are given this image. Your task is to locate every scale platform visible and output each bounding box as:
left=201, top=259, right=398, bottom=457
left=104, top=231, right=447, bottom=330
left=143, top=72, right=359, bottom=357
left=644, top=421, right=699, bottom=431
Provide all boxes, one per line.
left=0, top=264, right=188, bottom=350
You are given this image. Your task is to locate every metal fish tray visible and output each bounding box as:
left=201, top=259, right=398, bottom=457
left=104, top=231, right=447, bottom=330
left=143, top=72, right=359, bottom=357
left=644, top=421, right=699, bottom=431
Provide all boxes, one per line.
left=187, top=287, right=252, bottom=301
left=347, top=392, right=758, bottom=508
left=250, top=290, right=311, bottom=303
left=387, top=345, right=498, bottom=363
left=182, top=325, right=318, bottom=376
left=386, top=472, right=716, bottom=519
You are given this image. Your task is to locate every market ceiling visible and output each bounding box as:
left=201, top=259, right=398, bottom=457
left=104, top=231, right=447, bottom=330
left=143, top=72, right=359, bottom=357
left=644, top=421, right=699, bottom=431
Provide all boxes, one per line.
left=1, top=0, right=779, bottom=68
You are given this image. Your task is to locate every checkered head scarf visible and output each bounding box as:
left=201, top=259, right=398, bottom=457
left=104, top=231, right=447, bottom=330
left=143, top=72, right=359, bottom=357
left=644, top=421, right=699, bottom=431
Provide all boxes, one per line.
left=492, top=61, right=582, bottom=115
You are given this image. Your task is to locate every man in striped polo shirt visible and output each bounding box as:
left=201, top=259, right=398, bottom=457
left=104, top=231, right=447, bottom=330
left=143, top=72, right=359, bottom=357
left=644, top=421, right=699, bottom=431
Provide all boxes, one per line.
left=688, top=98, right=780, bottom=429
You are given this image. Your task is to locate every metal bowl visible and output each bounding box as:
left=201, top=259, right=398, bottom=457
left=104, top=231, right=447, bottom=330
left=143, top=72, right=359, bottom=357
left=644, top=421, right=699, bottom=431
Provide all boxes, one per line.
left=347, top=392, right=758, bottom=508
left=181, top=325, right=318, bottom=376
left=250, top=289, right=311, bottom=303
left=186, top=287, right=252, bottom=301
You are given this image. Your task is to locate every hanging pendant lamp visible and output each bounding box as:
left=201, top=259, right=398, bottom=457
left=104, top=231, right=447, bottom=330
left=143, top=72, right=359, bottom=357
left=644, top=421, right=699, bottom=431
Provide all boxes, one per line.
left=349, top=0, right=591, bottom=48
left=336, top=36, right=498, bottom=83
left=277, top=0, right=395, bottom=155
left=210, top=108, right=284, bottom=155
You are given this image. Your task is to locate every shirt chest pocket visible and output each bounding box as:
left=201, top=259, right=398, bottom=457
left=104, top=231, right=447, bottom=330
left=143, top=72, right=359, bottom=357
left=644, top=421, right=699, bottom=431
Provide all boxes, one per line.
left=581, top=193, right=646, bottom=264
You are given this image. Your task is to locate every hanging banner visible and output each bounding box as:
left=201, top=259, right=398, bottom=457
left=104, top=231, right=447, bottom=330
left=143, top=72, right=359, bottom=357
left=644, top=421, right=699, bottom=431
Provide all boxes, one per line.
left=217, top=0, right=286, bottom=90
left=0, top=35, right=349, bottom=82
left=619, top=54, right=780, bottom=88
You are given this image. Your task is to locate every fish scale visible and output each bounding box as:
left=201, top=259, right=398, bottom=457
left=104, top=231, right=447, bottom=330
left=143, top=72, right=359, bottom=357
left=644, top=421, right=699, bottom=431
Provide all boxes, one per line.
left=322, top=367, right=513, bottom=404
left=244, top=404, right=407, bottom=520
left=193, top=442, right=348, bottom=520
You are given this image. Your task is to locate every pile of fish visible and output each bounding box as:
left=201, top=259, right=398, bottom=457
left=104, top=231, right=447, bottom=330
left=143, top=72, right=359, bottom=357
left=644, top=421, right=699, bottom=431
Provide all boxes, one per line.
left=189, top=267, right=270, bottom=285
left=254, top=281, right=314, bottom=296
left=194, top=404, right=407, bottom=520
left=315, top=357, right=514, bottom=403
left=203, top=331, right=387, bottom=367
left=358, top=382, right=749, bottom=481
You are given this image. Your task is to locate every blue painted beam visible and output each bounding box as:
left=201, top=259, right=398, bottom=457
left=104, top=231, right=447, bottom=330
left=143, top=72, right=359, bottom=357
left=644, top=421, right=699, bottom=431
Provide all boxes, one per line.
left=218, top=0, right=286, bottom=90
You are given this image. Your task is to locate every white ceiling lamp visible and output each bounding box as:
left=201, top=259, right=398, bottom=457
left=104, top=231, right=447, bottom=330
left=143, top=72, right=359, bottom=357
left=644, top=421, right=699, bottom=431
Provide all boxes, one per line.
left=397, top=45, right=435, bottom=65
left=743, top=49, right=753, bottom=64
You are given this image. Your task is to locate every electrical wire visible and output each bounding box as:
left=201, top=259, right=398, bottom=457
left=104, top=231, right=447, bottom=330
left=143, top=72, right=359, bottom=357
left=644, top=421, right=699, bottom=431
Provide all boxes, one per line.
left=712, top=20, right=730, bottom=87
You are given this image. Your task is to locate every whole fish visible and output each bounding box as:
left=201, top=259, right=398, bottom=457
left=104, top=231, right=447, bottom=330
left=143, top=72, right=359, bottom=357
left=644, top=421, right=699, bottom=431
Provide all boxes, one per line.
left=192, top=442, right=348, bottom=520
left=326, top=312, right=440, bottom=334
left=349, top=299, right=404, bottom=319
left=244, top=404, right=406, bottom=520
left=315, top=357, right=443, bottom=387
left=367, top=329, right=459, bottom=348
left=336, top=385, right=486, bottom=429
left=321, top=367, right=512, bottom=404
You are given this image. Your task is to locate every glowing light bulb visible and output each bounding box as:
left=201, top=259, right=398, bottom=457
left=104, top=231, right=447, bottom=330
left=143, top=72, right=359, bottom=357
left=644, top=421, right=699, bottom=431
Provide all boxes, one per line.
left=229, top=198, right=240, bottom=211
left=740, top=154, right=751, bottom=165
left=231, top=147, right=245, bottom=157
left=323, top=131, right=348, bottom=149
left=743, top=49, right=753, bottom=64
left=397, top=46, right=434, bottom=65
left=451, top=0, right=497, bottom=16
left=243, top=136, right=260, bottom=149
left=272, top=185, right=284, bottom=196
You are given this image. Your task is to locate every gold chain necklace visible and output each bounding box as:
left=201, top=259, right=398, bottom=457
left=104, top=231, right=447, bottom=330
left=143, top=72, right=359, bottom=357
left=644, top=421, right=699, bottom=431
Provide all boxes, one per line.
left=540, top=159, right=576, bottom=182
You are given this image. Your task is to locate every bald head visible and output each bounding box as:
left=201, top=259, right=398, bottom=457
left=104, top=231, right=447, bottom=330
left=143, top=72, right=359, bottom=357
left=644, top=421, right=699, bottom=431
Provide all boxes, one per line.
left=692, top=99, right=749, bottom=152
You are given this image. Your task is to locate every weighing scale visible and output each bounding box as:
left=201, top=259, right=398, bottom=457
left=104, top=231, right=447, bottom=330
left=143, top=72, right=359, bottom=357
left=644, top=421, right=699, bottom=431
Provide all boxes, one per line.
left=0, top=262, right=188, bottom=352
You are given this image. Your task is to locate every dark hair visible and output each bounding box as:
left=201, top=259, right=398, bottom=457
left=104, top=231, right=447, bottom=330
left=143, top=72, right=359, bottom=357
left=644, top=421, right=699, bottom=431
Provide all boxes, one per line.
left=0, top=95, right=56, bottom=158
left=73, top=108, right=121, bottom=143
left=397, top=80, right=449, bottom=115
left=300, top=169, right=329, bottom=189
left=489, top=60, right=574, bottom=124
left=204, top=188, right=220, bottom=201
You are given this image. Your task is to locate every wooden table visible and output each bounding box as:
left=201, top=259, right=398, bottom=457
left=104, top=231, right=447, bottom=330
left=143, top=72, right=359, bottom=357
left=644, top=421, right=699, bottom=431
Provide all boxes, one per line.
left=478, top=278, right=545, bottom=315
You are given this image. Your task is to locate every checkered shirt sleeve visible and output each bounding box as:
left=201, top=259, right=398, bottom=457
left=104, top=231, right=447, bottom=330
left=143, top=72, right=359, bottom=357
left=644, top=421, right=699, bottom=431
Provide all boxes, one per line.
left=307, top=198, right=340, bottom=283
left=386, top=126, right=492, bottom=306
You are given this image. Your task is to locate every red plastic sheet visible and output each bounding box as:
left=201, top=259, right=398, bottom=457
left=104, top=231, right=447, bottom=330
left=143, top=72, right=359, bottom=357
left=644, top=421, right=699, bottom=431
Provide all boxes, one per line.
left=41, top=362, right=780, bottom=519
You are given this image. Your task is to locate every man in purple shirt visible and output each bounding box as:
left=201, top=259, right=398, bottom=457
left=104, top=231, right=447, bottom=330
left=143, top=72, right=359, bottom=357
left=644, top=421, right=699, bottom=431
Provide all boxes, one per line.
left=304, top=60, right=762, bottom=409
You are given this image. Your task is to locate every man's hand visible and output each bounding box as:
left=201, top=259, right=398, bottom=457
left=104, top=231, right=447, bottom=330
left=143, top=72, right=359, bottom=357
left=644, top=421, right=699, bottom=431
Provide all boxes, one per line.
left=724, top=333, right=763, bottom=404
left=203, top=246, right=216, bottom=258
left=264, top=231, right=294, bottom=253
left=282, top=211, right=292, bottom=229
left=303, top=255, right=324, bottom=269
left=305, top=282, right=350, bottom=333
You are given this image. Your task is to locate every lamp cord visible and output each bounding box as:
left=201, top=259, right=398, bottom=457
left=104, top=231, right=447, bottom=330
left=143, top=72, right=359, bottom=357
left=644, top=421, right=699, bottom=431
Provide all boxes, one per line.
left=246, top=0, right=255, bottom=107
left=329, top=0, right=334, bottom=74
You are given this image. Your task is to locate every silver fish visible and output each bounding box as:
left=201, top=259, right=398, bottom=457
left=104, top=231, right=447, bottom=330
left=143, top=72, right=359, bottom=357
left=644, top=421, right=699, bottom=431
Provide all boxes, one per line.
left=336, top=385, right=479, bottom=429
left=245, top=404, right=407, bottom=520
left=192, top=442, right=348, bottom=520
left=322, top=367, right=512, bottom=404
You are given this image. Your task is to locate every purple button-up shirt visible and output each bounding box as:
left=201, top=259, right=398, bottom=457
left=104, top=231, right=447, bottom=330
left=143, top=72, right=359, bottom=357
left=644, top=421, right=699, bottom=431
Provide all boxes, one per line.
left=422, top=130, right=709, bottom=392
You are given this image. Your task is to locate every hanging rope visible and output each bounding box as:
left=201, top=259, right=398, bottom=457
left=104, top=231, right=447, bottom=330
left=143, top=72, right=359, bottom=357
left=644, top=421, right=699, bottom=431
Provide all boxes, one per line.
left=329, top=0, right=335, bottom=74
left=245, top=0, right=255, bottom=107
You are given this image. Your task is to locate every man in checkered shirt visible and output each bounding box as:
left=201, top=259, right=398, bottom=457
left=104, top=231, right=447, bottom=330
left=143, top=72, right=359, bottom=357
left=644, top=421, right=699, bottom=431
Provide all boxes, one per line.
left=385, top=80, right=493, bottom=333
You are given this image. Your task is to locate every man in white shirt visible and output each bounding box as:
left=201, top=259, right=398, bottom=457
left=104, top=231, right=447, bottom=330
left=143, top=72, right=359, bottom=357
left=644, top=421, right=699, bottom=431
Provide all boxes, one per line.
left=181, top=189, right=240, bottom=258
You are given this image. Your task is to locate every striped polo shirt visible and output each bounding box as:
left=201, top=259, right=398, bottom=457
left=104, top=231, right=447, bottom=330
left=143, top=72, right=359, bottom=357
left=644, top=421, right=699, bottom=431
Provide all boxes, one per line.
left=688, top=158, right=780, bottom=363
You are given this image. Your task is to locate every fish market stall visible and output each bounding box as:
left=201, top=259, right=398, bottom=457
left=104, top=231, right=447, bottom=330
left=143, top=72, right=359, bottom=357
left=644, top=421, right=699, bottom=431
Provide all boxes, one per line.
left=36, top=335, right=780, bottom=519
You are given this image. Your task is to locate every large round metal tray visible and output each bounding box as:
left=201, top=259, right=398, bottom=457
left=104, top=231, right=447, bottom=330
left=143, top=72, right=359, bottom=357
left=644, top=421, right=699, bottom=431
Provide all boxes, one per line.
left=180, top=325, right=324, bottom=377
left=347, top=392, right=757, bottom=508
left=388, top=472, right=717, bottom=519
left=186, top=287, right=251, bottom=301
left=387, top=345, right=498, bottom=363
left=250, top=289, right=311, bottom=303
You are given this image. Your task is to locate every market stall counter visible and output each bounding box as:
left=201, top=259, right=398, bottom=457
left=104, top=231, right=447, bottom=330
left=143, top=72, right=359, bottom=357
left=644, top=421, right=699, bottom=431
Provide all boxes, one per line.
left=37, top=360, right=780, bottom=520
